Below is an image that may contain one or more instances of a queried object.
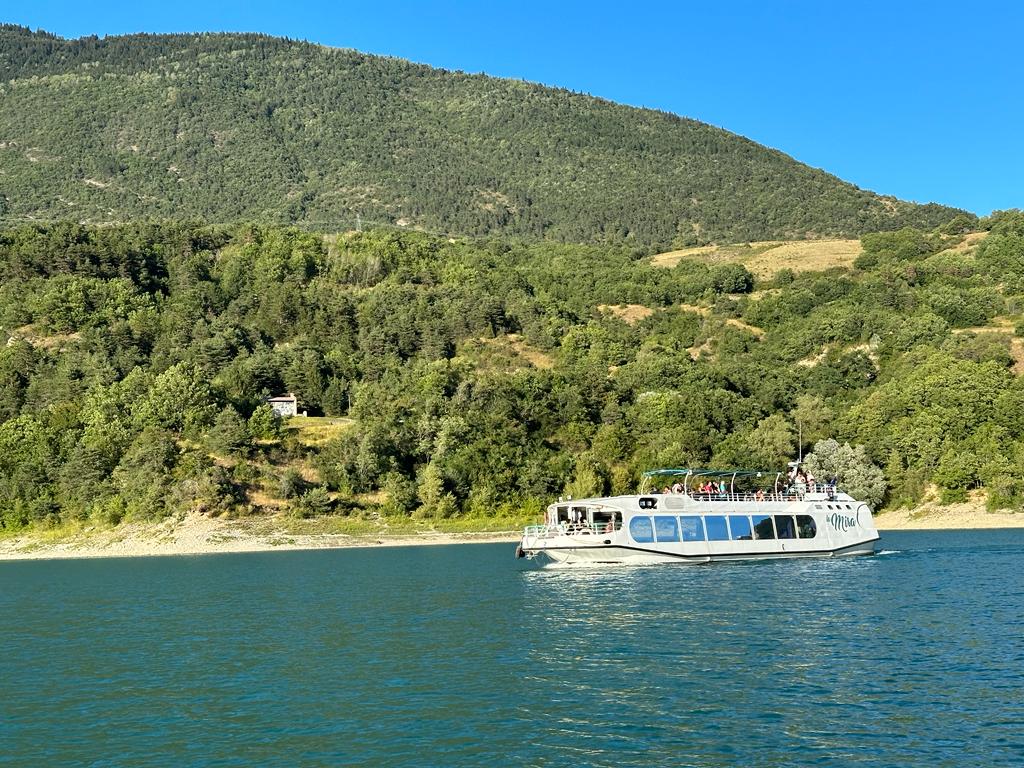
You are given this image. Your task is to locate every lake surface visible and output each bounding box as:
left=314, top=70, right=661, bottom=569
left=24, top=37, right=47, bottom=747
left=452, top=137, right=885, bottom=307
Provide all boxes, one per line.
left=2, top=530, right=1024, bottom=767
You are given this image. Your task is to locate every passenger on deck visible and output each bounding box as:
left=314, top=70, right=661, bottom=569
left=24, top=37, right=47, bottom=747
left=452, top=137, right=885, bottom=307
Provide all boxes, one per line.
left=671, top=481, right=684, bottom=494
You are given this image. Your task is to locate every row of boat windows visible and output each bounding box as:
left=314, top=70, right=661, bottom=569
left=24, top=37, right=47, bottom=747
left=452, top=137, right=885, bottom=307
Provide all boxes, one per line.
left=629, top=514, right=817, bottom=544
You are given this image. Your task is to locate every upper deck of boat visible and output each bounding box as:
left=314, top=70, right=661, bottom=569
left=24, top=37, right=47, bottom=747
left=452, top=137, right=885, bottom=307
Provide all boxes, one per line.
left=549, top=487, right=854, bottom=514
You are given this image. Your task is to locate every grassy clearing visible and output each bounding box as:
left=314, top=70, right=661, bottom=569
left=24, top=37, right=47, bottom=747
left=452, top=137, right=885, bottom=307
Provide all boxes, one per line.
left=597, top=304, right=654, bottom=325
left=285, top=416, right=354, bottom=446
left=9, top=324, right=83, bottom=349
left=951, top=315, right=1018, bottom=335
left=743, top=240, right=862, bottom=278
left=652, top=239, right=863, bottom=280
left=946, top=231, right=988, bottom=253
left=678, top=303, right=764, bottom=343
left=457, top=333, right=555, bottom=371
left=951, top=316, right=1024, bottom=374
left=650, top=241, right=777, bottom=269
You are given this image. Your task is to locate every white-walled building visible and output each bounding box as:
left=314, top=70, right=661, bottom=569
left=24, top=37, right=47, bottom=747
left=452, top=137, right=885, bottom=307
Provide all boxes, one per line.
left=267, top=393, right=298, bottom=418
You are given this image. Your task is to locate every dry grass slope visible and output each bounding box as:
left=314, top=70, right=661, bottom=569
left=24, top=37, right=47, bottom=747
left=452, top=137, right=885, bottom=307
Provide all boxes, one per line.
left=652, top=239, right=863, bottom=279
left=951, top=316, right=1024, bottom=375
left=457, top=334, right=555, bottom=371
left=286, top=416, right=355, bottom=447
left=597, top=304, right=654, bottom=325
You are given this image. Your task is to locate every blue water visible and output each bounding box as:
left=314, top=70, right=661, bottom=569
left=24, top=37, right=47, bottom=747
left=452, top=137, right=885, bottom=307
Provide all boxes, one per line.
left=2, top=530, right=1024, bottom=767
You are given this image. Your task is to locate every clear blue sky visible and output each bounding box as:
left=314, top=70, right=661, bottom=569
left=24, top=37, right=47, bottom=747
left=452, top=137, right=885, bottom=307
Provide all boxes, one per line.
left=6, top=0, right=1023, bottom=215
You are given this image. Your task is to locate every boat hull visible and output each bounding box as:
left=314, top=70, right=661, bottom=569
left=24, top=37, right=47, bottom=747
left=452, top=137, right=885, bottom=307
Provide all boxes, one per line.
left=524, top=538, right=878, bottom=567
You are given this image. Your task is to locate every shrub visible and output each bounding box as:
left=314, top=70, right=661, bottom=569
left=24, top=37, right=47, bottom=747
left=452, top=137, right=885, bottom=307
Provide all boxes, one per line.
left=291, top=486, right=333, bottom=518
left=803, top=439, right=887, bottom=509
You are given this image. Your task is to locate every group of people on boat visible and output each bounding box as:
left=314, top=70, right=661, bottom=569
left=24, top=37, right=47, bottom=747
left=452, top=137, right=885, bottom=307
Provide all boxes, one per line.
left=782, top=465, right=839, bottom=497
left=644, top=472, right=838, bottom=502
left=788, top=464, right=815, bottom=489
left=652, top=480, right=730, bottom=496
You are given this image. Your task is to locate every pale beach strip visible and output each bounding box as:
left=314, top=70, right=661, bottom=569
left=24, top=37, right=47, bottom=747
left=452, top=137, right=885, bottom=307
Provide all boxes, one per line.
left=0, top=512, right=519, bottom=562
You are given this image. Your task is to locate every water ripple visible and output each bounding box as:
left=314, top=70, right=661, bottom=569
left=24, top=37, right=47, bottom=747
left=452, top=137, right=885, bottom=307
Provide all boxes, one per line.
left=1, top=531, right=1023, bottom=766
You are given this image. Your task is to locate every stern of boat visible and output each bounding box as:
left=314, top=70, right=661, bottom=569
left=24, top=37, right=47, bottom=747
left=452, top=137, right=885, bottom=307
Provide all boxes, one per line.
left=516, top=523, right=553, bottom=562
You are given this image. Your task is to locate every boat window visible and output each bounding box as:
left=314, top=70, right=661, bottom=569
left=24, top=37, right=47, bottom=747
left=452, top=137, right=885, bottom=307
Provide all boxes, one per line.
left=728, top=515, right=752, bottom=541
left=654, top=516, right=679, bottom=542
left=752, top=514, right=776, bottom=540
left=639, top=497, right=657, bottom=510
left=705, top=515, right=729, bottom=541
left=796, top=515, right=817, bottom=538
left=680, top=516, right=705, bottom=542
left=773, top=515, right=796, bottom=539
left=629, top=516, right=654, bottom=543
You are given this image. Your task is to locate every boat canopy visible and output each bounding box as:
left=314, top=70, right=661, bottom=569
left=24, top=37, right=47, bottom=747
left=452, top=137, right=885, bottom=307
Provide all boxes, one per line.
left=642, top=468, right=770, bottom=479
left=640, top=467, right=782, bottom=495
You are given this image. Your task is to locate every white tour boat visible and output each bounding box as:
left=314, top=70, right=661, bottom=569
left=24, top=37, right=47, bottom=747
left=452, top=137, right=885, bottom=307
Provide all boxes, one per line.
left=515, top=467, right=879, bottom=566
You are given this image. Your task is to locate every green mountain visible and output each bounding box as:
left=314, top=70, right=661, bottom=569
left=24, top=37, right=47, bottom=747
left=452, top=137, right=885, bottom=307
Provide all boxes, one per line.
left=0, top=25, right=966, bottom=245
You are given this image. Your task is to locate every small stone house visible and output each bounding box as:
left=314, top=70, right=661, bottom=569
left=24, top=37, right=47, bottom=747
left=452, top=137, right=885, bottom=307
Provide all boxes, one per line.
left=267, top=393, right=298, bottom=418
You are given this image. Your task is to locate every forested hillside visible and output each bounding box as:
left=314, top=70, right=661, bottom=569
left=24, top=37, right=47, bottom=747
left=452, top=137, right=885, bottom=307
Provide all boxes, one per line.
left=2, top=212, right=1023, bottom=530
left=0, top=25, right=967, bottom=246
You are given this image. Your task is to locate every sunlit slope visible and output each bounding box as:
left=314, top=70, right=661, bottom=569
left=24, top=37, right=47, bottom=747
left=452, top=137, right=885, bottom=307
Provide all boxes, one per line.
left=0, top=25, right=967, bottom=244
left=651, top=239, right=864, bottom=279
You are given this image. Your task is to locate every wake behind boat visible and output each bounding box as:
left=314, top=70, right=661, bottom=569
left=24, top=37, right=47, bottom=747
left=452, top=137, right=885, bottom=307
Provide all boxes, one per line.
left=515, top=467, right=879, bottom=566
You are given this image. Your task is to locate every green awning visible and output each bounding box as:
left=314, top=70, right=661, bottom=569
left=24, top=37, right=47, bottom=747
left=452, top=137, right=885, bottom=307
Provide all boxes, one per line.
left=642, top=468, right=774, bottom=479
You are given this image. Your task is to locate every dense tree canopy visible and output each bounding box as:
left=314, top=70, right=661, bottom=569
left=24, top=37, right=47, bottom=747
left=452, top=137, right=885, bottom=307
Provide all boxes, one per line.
left=1, top=214, right=1021, bottom=529
left=0, top=25, right=967, bottom=246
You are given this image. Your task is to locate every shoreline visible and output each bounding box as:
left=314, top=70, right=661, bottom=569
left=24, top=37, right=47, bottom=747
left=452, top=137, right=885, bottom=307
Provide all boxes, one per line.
left=1, top=503, right=1021, bottom=562
left=873, top=511, right=1024, bottom=531
left=0, top=512, right=520, bottom=562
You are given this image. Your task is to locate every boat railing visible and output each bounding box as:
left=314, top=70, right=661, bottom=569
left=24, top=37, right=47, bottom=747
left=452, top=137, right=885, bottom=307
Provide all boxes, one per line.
left=686, top=491, right=801, bottom=503
left=670, top=485, right=838, bottom=504
left=523, top=522, right=621, bottom=538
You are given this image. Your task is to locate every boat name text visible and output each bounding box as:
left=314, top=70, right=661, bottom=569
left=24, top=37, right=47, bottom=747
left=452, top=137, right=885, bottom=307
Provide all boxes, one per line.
left=827, top=511, right=857, bottom=532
